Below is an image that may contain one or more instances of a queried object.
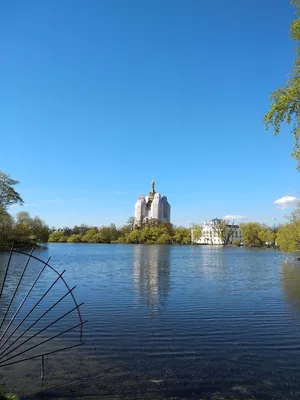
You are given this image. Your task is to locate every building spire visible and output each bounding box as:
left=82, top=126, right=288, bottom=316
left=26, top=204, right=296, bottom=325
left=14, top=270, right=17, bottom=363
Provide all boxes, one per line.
left=151, top=178, right=155, bottom=195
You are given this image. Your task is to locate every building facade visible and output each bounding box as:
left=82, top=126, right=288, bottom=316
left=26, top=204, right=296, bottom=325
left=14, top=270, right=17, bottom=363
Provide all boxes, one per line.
left=192, top=219, right=242, bottom=245
left=135, top=181, right=171, bottom=226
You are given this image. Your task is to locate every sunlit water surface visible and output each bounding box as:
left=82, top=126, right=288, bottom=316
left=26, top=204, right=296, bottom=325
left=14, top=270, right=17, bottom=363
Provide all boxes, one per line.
left=0, top=244, right=300, bottom=399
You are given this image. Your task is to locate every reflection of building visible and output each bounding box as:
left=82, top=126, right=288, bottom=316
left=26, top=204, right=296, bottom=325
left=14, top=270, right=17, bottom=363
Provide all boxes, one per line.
left=281, top=262, right=300, bottom=313
left=192, top=219, right=242, bottom=245
left=133, top=245, right=171, bottom=312
left=134, top=180, right=171, bottom=226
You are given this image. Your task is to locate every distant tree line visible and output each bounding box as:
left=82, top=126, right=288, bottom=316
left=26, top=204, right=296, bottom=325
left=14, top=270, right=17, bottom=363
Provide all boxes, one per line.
left=48, top=218, right=199, bottom=245
left=1, top=170, right=300, bottom=253
left=210, top=208, right=300, bottom=253
left=0, top=211, right=50, bottom=247
left=49, top=207, right=300, bottom=253
left=237, top=222, right=276, bottom=247
left=193, top=218, right=277, bottom=247
left=49, top=223, right=120, bottom=243
left=238, top=207, right=300, bottom=253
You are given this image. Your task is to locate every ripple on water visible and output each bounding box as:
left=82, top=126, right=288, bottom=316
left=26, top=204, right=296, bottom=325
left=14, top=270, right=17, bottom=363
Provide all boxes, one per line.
left=1, top=244, right=300, bottom=399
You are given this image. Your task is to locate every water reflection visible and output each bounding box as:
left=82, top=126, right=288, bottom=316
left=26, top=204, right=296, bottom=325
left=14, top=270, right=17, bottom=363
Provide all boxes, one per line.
left=281, top=261, right=300, bottom=313
left=197, top=246, right=225, bottom=277
left=133, top=245, right=171, bottom=312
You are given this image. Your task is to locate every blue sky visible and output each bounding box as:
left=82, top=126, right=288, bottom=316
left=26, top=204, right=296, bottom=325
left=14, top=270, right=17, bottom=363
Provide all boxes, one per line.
left=1, top=0, right=299, bottom=228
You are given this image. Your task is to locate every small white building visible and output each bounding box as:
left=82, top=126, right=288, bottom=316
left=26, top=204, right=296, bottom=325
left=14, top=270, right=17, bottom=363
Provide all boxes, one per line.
left=192, top=219, right=242, bottom=245
left=135, top=181, right=171, bottom=226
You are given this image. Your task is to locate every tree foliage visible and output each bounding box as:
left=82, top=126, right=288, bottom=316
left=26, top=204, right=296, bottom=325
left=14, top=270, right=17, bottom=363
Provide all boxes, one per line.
left=240, top=222, right=275, bottom=247
left=211, top=218, right=236, bottom=245
left=0, top=211, right=49, bottom=247
left=46, top=209, right=300, bottom=253
left=263, top=0, right=300, bottom=169
left=172, top=226, right=191, bottom=244
left=277, top=221, right=300, bottom=252
left=0, top=171, right=24, bottom=211
left=49, top=224, right=124, bottom=244
left=276, top=202, right=300, bottom=253
left=191, top=224, right=202, bottom=243
left=0, top=209, right=14, bottom=245
left=49, top=219, right=192, bottom=245
left=258, top=229, right=276, bottom=245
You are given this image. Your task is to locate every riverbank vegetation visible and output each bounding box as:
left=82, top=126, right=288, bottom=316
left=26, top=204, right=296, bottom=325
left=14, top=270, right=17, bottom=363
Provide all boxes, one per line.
left=230, top=214, right=299, bottom=254
left=236, top=205, right=300, bottom=253
left=1, top=171, right=299, bottom=253
left=0, top=210, right=50, bottom=248
left=48, top=219, right=199, bottom=245
left=239, top=222, right=276, bottom=247
left=276, top=205, right=300, bottom=253
left=48, top=207, right=300, bottom=253
left=0, top=171, right=50, bottom=248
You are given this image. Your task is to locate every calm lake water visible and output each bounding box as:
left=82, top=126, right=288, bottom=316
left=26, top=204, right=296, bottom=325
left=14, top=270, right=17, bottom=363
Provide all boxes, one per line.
left=0, top=244, right=300, bottom=399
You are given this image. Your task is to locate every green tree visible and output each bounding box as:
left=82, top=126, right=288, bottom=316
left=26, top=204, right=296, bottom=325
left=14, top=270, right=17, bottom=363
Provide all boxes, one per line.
left=276, top=221, right=300, bottom=252
left=117, top=236, right=127, bottom=244
left=15, top=211, right=31, bottom=224
left=156, top=233, right=172, bottom=244
left=62, top=226, right=72, bottom=236
left=98, top=226, right=113, bottom=243
left=276, top=204, right=300, bottom=252
left=290, top=202, right=300, bottom=222
left=126, top=217, right=136, bottom=231
left=173, top=227, right=191, bottom=244
left=240, top=222, right=265, bottom=247
left=0, top=171, right=24, bottom=211
left=48, top=231, right=64, bottom=242
left=109, top=223, right=121, bottom=241
left=191, top=223, right=202, bottom=243
left=0, top=209, right=14, bottom=245
left=30, top=216, right=49, bottom=243
left=118, top=220, right=191, bottom=245
left=81, top=228, right=98, bottom=243
left=120, top=224, right=132, bottom=237
left=258, top=229, right=276, bottom=246
left=263, top=0, right=300, bottom=169
left=13, top=212, right=32, bottom=244
left=148, top=226, right=161, bottom=242
left=125, top=230, right=141, bottom=243
left=70, top=224, right=89, bottom=235
left=211, top=218, right=236, bottom=245
left=13, top=212, right=49, bottom=244
left=67, top=234, right=83, bottom=243
left=72, top=225, right=82, bottom=235
left=58, top=235, right=69, bottom=242
left=138, top=227, right=150, bottom=243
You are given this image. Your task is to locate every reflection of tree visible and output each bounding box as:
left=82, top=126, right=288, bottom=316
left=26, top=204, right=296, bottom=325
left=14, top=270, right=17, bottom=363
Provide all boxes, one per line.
left=133, top=245, right=171, bottom=312
left=281, top=262, right=300, bottom=313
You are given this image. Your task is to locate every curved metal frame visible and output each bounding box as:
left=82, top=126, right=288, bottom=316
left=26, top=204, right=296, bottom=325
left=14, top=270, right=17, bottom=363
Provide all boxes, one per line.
left=0, top=245, right=86, bottom=368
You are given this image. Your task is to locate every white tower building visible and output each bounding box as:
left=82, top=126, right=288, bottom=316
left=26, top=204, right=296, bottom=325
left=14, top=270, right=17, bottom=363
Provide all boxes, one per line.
left=134, top=181, right=171, bottom=226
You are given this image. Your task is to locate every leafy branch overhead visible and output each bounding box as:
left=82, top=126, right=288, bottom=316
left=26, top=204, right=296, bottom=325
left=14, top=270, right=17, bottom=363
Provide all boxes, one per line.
left=263, top=0, right=300, bottom=169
